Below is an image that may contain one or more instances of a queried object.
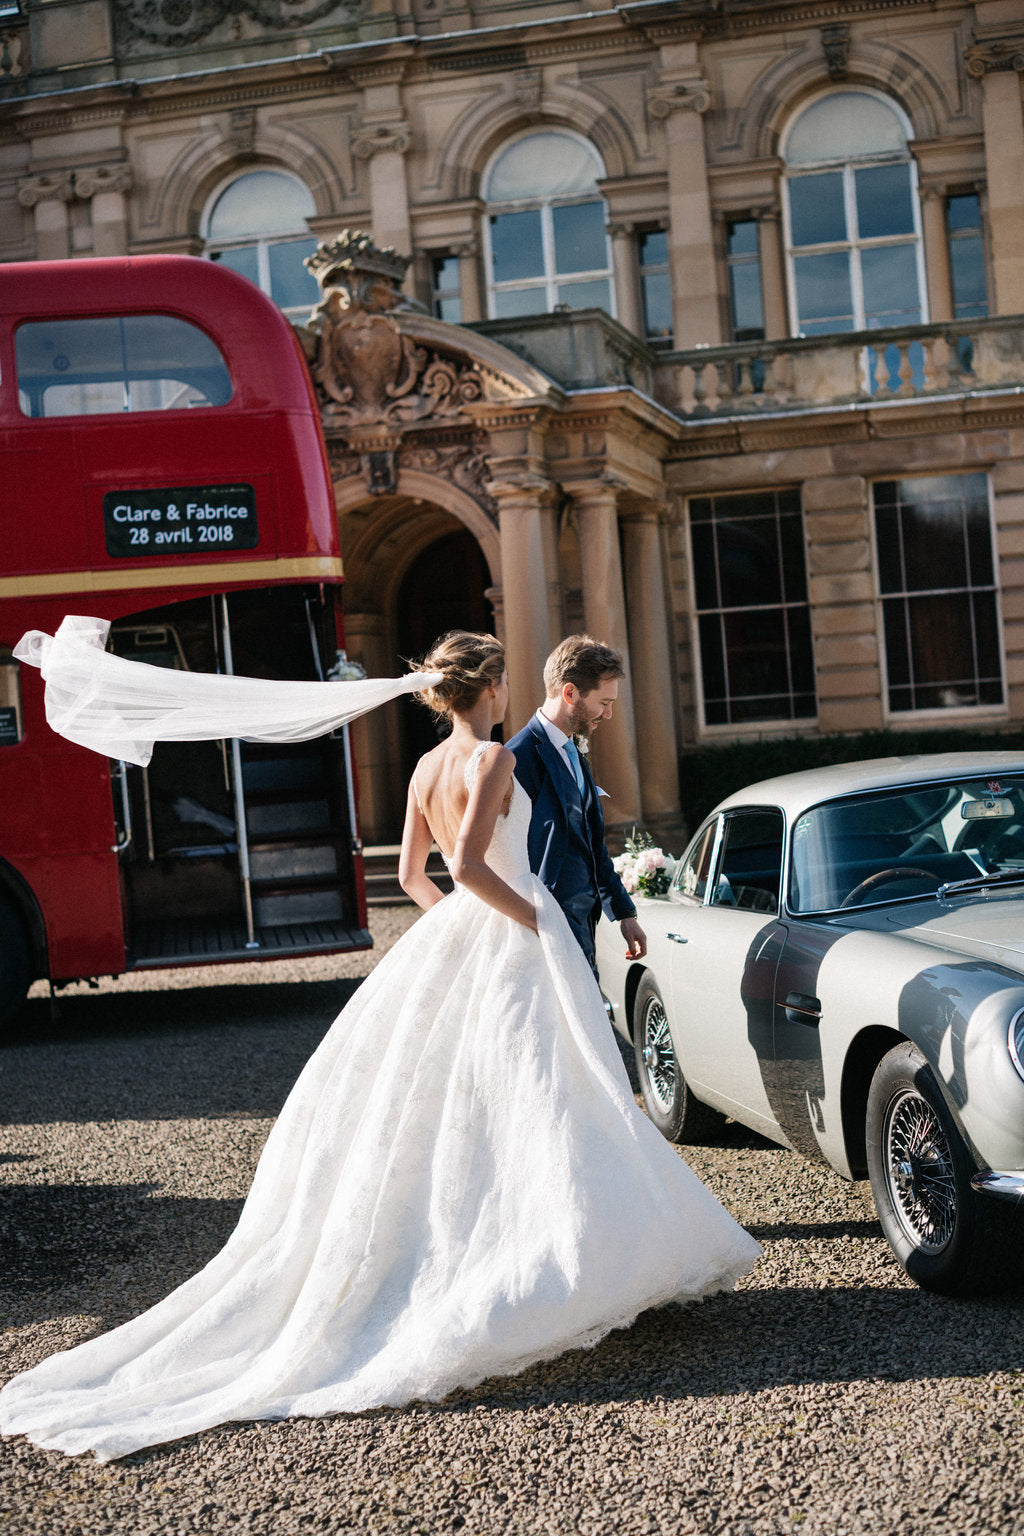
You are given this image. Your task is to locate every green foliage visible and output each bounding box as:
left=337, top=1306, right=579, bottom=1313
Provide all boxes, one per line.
left=680, top=726, right=1024, bottom=830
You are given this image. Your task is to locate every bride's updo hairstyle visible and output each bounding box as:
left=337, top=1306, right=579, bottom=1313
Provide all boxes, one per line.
left=415, top=631, right=505, bottom=719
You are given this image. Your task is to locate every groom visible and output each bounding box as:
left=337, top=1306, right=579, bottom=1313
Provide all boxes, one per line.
left=508, top=635, right=647, bottom=973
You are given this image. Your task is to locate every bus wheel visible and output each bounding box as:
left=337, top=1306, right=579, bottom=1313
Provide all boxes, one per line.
left=0, top=897, right=31, bottom=1031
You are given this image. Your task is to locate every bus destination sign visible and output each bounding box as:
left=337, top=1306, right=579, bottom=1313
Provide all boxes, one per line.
left=103, top=485, right=258, bottom=558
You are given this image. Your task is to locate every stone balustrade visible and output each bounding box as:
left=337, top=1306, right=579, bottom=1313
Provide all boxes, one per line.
left=654, top=314, right=1024, bottom=419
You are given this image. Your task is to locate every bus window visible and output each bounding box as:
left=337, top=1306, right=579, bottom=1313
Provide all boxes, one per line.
left=15, top=314, right=233, bottom=418
left=0, top=648, right=22, bottom=745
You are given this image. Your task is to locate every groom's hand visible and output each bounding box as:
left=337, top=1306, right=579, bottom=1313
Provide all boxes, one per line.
left=620, top=916, right=647, bottom=959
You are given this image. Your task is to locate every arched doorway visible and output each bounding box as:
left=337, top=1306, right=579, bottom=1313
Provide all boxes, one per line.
left=394, top=527, right=495, bottom=787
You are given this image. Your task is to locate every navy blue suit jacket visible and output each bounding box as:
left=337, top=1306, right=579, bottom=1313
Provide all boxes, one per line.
left=507, top=713, right=636, bottom=926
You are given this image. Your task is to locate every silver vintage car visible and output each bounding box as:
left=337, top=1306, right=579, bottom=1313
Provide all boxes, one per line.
left=596, top=753, right=1024, bottom=1295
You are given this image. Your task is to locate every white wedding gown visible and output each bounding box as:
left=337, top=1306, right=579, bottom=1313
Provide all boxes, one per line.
left=0, top=745, right=759, bottom=1461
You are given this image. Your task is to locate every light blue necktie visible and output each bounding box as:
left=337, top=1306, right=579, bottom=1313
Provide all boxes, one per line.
left=563, top=738, right=585, bottom=797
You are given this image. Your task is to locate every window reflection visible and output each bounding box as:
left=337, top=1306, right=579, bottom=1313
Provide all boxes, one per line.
left=484, top=132, right=613, bottom=320
left=639, top=230, right=672, bottom=343
left=874, top=474, right=1002, bottom=712
left=204, top=170, right=320, bottom=317
left=783, top=92, right=925, bottom=374
left=690, top=488, right=815, bottom=726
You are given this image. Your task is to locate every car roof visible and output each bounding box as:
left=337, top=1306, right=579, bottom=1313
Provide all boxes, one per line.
left=712, top=751, right=1024, bottom=819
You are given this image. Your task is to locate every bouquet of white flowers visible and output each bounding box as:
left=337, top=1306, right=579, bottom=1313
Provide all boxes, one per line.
left=612, top=829, right=676, bottom=898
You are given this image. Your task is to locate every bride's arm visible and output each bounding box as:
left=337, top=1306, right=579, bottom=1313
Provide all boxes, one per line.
left=398, top=782, right=449, bottom=911
left=451, top=745, right=538, bottom=934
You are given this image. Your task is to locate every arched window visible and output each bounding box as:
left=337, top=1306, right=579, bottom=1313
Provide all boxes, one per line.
left=483, top=132, right=613, bottom=320
left=203, top=170, right=320, bottom=317
left=782, top=92, right=926, bottom=343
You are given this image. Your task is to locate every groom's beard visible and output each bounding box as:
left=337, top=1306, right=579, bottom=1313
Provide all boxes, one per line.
left=567, top=701, right=596, bottom=742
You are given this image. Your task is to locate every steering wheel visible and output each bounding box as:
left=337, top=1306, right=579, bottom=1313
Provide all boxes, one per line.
left=839, top=866, right=935, bottom=908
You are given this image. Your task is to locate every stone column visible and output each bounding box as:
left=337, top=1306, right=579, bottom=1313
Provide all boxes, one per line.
left=76, top=164, right=133, bottom=259
left=341, top=611, right=394, bottom=845
left=919, top=185, right=953, bottom=323
left=609, top=222, right=643, bottom=339
left=649, top=55, right=720, bottom=348
left=18, top=173, right=72, bottom=261
left=757, top=206, right=788, bottom=340
left=971, top=45, right=1024, bottom=314
left=352, top=68, right=413, bottom=269
left=621, top=506, right=680, bottom=820
left=566, top=481, right=642, bottom=825
left=456, top=238, right=483, bottom=324
left=488, top=477, right=560, bottom=734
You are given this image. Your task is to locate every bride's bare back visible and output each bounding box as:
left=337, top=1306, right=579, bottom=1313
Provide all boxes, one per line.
left=413, top=737, right=512, bottom=859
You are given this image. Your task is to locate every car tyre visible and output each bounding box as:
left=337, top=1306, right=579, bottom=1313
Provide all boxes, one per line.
left=0, top=895, right=31, bottom=1033
left=632, top=973, right=725, bottom=1144
left=866, top=1040, right=1016, bottom=1296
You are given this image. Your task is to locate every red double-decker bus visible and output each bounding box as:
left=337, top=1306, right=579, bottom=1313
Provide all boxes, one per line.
left=0, top=254, right=369, bottom=1027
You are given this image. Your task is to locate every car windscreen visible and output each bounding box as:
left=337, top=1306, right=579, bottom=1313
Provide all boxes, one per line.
left=789, top=774, right=1024, bottom=913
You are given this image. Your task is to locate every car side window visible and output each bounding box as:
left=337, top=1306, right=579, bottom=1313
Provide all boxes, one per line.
left=673, top=820, right=718, bottom=903
left=709, top=809, right=784, bottom=914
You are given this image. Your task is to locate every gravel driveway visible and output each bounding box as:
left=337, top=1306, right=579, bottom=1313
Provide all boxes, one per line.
left=1, top=907, right=1021, bottom=1536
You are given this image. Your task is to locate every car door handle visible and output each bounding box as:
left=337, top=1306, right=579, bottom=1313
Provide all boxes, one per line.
left=665, top=932, right=689, bottom=944
left=783, top=991, right=821, bottom=1025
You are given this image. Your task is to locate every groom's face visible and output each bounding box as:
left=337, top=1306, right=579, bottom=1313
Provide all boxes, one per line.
left=568, top=676, right=619, bottom=737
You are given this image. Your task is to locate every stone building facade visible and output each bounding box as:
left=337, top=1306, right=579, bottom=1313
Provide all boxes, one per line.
left=2, top=0, right=1024, bottom=841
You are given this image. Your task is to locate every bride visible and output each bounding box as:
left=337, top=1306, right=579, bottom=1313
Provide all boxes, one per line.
left=0, top=627, right=759, bottom=1461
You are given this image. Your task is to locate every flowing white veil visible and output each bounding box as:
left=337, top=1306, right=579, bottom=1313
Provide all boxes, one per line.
left=14, top=615, right=442, bottom=767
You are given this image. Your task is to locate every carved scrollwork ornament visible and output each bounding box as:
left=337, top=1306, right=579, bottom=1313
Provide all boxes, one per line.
left=966, top=36, right=1024, bottom=77
left=74, top=165, right=134, bottom=200
left=117, top=0, right=361, bottom=48
left=648, top=77, right=712, bottom=120
left=17, top=173, right=73, bottom=209
left=352, top=123, right=412, bottom=160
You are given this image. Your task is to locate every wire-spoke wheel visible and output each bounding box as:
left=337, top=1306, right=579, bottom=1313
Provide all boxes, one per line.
left=883, top=1088, right=957, bottom=1253
left=866, top=1040, right=1015, bottom=1295
left=632, top=973, right=724, bottom=1144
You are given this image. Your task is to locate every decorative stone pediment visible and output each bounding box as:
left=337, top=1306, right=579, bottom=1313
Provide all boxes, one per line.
left=116, top=0, right=361, bottom=49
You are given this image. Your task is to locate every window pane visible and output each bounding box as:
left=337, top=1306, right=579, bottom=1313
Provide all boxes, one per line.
left=267, top=237, right=320, bottom=310
left=556, top=279, right=610, bottom=311
left=492, top=286, right=548, bottom=318
left=642, top=270, right=672, bottom=339
left=728, top=262, right=765, bottom=337
left=212, top=246, right=260, bottom=286
left=208, top=171, right=314, bottom=238
left=786, top=92, right=908, bottom=164
left=490, top=211, right=544, bottom=282
left=16, top=315, right=232, bottom=418
left=691, top=489, right=814, bottom=725
left=640, top=230, right=668, bottom=266
left=717, top=517, right=782, bottom=608
left=793, top=252, right=854, bottom=327
left=861, top=243, right=921, bottom=325
left=727, top=220, right=759, bottom=257
left=855, top=162, right=915, bottom=238
left=875, top=475, right=1001, bottom=713
left=789, top=173, right=847, bottom=245
left=948, top=194, right=981, bottom=232
left=487, top=133, right=602, bottom=201
left=950, top=234, right=987, bottom=320
left=552, top=201, right=607, bottom=274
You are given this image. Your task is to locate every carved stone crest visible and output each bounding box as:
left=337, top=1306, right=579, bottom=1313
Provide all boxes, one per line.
left=303, top=232, right=485, bottom=429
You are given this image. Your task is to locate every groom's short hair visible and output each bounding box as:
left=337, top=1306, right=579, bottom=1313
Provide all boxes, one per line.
left=544, top=635, right=625, bottom=698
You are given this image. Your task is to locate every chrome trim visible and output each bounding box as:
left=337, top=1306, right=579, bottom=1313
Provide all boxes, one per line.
left=970, top=1170, right=1024, bottom=1202
left=1009, top=1006, right=1024, bottom=1085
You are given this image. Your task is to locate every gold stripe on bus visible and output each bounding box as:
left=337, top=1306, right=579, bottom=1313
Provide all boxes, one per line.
left=0, top=555, right=345, bottom=600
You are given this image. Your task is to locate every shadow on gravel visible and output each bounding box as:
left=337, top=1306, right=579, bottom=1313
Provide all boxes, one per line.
left=0, top=981, right=360, bottom=1125
left=0, top=1181, right=245, bottom=1327
left=440, top=1280, right=1024, bottom=1412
